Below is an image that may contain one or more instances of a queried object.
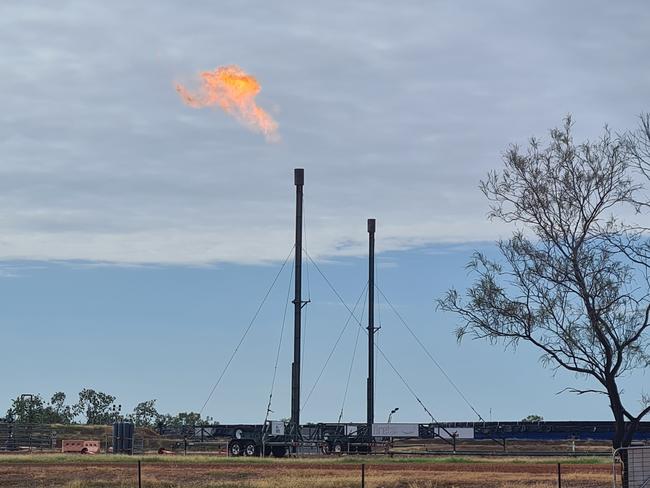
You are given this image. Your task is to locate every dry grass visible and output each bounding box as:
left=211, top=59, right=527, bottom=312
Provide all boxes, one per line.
left=55, top=472, right=612, bottom=488
left=0, top=454, right=615, bottom=488
left=0, top=453, right=611, bottom=465
left=0, top=456, right=611, bottom=488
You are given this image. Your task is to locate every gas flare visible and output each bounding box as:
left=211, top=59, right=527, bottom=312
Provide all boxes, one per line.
left=176, top=65, right=279, bottom=142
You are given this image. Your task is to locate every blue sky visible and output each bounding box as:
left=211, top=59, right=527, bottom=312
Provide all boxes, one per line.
left=3, top=243, right=647, bottom=423
left=1, top=1, right=649, bottom=423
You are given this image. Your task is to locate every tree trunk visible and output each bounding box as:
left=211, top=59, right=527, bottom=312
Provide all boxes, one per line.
left=609, top=383, right=632, bottom=488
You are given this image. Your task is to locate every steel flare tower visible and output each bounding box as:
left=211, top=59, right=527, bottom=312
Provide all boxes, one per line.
left=290, top=168, right=305, bottom=440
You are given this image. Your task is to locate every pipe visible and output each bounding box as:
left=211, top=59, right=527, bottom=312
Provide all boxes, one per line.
left=290, top=168, right=304, bottom=440
left=367, top=218, right=376, bottom=438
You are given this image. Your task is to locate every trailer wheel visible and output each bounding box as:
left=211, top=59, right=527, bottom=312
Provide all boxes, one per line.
left=333, top=442, right=343, bottom=454
left=243, top=441, right=257, bottom=456
left=229, top=441, right=242, bottom=456
left=356, top=443, right=370, bottom=454
left=271, top=446, right=287, bottom=458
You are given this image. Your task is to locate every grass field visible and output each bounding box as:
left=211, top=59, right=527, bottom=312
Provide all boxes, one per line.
left=0, top=453, right=612, bottom=465
left=0, top=453, right=616, bottom=488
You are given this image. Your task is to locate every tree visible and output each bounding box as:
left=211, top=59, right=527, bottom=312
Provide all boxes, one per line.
left=156, top=411, right=214, bottom=430
left=627, top=113, right=650, bottom=184
left=6, top=393, right=76, bottom=424
left=49, top=392, right=76, bottom=424
left=438, top=117, right=650, bottom=451
left=75, top=389, right=116, bottom=425
left=130, top=400, right=160, bottom=428
left=521, top=415, right=544, bottom=423
left=159, top=411, right=202, bottom=427
left=7, top=394, right=46, bottom=423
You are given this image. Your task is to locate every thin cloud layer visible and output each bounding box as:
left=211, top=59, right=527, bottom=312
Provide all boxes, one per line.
left=0, top=1, right=649, bottom=264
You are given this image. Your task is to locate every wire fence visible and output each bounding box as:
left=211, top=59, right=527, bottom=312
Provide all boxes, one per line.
left=0, top=458, right=622, bottom=488
left=0, top=426, right=618, bottom=457
left=614, top=446, right=650, bottom=488
left=0, top=423, right=55, bottom=451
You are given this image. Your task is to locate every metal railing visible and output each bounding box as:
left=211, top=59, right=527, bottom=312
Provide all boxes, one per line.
left=0, top=423, right=55, bottom=451
left=613, top=445, right=650, bottom=488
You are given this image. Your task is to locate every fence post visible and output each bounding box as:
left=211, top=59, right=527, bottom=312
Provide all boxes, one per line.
left=557, top=462, right=561, bottom=488
left=137, top=459, right=142, bottom=488
left=361, top=463, right=365, bottom=488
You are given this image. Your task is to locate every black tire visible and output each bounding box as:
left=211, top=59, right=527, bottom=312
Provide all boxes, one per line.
left=333, top=442, right=343, bottom=455
left=271, top=445, right=287, bottom=458
left=229, top=441, right=242, bottom=457
left=243, top=441, right=257, bottom=457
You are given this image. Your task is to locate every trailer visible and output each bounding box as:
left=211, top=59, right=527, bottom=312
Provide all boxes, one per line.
left=176, top=419, right=650, bottom=456
left=62, top=440, right=100, bottom=454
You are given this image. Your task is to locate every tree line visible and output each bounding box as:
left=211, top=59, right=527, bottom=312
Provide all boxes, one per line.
left=3, top=390, right=213, bottom=428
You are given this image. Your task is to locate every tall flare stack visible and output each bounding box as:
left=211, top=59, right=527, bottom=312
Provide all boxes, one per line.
left=367, top=218, right=376, bottom=438
left=290, top=168, right=305, bottom=440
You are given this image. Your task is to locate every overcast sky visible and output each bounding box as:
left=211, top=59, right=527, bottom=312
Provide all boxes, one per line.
left=1, top=1, right=649, bottom=423
left=1, top=0, right=648, bottom=264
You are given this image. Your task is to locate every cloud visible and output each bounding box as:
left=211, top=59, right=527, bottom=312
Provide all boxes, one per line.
left=0, top=1, right=649, bottom=264
left=0, top=268, right=19, bottom=278
left=0, top=262, right=46, bottom=278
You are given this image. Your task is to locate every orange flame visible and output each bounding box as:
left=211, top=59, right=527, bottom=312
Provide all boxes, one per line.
left=176, top=65, right=279, bottom=142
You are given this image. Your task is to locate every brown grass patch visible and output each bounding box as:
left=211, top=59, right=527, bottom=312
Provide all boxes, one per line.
left=0, top=456, right=614, bottom=488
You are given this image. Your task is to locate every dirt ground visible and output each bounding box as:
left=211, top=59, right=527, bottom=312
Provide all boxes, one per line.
left=0, top=456, right=617, bottom=488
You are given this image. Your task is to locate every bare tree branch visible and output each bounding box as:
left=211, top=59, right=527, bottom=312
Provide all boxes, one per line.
left=556, top=387, right=608, bottom=396
left=438, top=116, right=650, bottom=450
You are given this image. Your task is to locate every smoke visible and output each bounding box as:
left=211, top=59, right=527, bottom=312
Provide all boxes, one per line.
left=176, top=65, right=279, bottom=142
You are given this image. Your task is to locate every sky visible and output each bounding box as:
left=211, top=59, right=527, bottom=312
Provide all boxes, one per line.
left=1, top=1, right=649, bottom=424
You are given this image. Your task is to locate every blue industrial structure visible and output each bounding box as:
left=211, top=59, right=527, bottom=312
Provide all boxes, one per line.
left=446, top=421, right=650, bottom=442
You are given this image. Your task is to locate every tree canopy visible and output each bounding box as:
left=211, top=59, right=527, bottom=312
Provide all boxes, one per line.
left=4, top=388, right=213, bottom=427
left=439, top=116, right=650, bottom=449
